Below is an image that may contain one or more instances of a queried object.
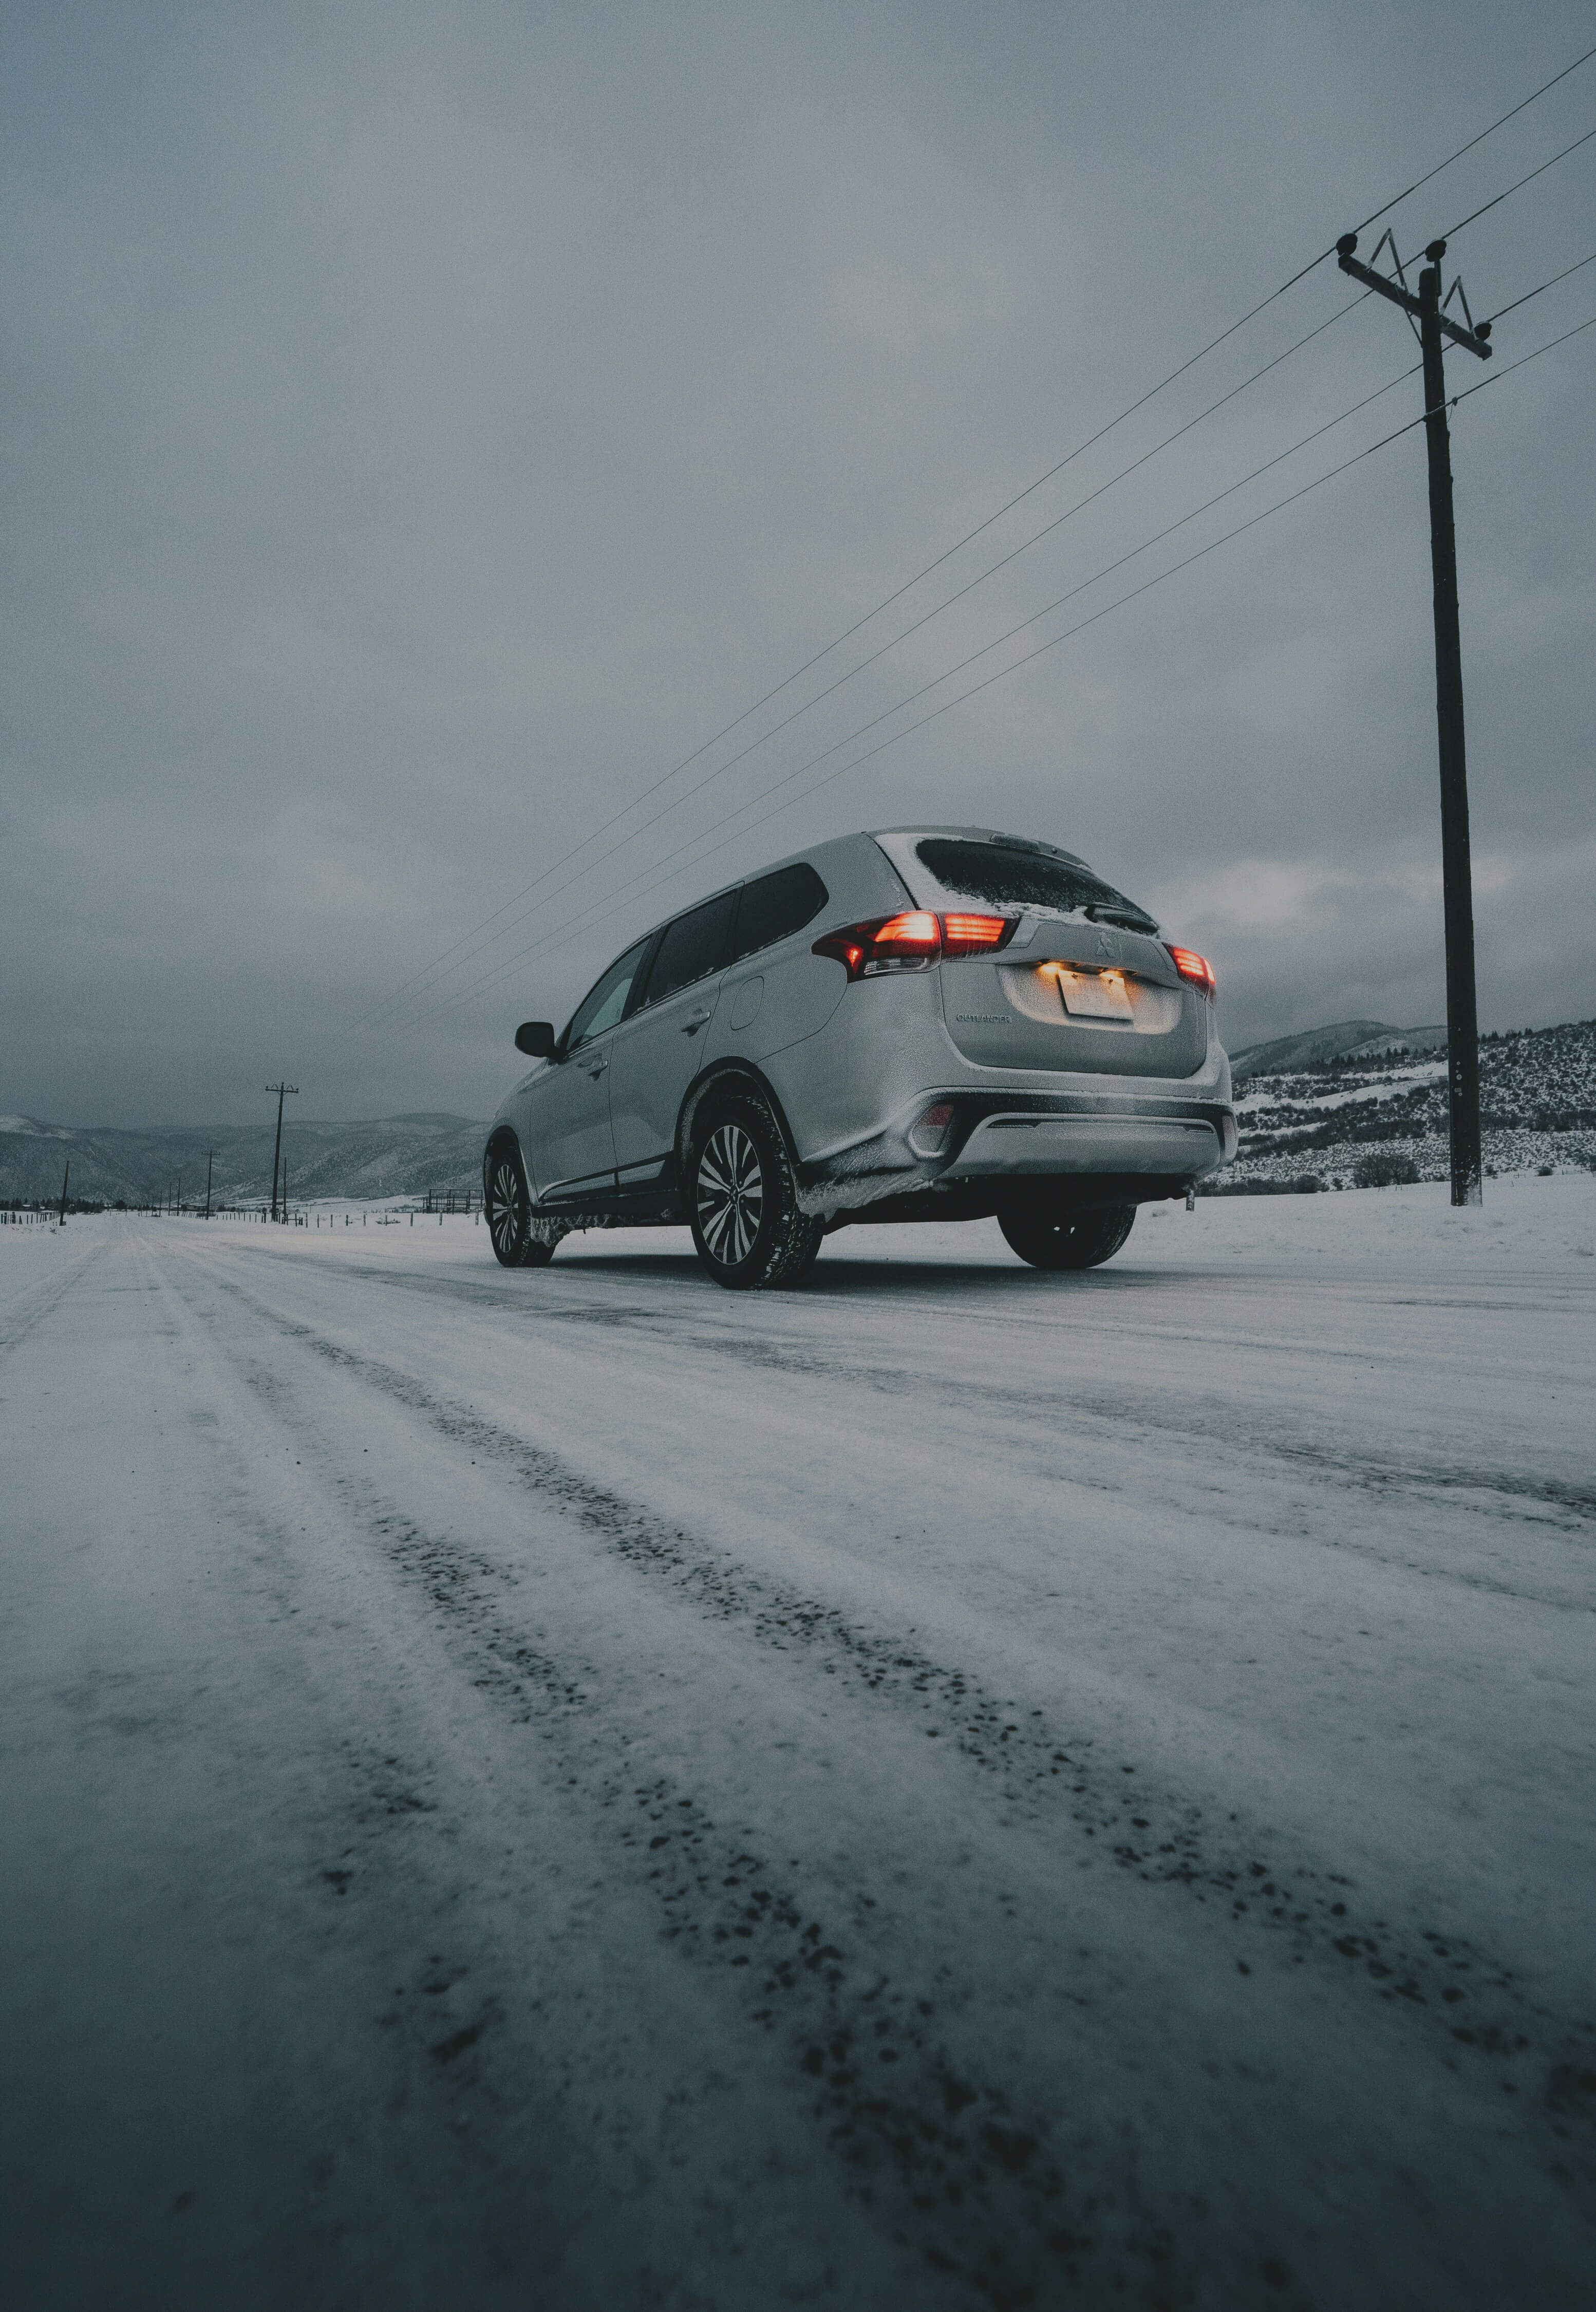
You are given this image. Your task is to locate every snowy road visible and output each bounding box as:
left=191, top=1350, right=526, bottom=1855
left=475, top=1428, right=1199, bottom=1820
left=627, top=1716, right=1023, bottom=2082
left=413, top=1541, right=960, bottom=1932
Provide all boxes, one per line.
left=4, top=1186, right=1594, bottom=2309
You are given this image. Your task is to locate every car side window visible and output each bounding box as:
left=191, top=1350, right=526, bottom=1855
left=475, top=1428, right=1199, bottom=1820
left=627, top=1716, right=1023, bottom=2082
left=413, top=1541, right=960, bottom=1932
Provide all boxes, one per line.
left=564, top=937, right=653, bottom=1050
left=640, top=890, right=737, bottom=1009
left=727, top=863, right=829, bottom=966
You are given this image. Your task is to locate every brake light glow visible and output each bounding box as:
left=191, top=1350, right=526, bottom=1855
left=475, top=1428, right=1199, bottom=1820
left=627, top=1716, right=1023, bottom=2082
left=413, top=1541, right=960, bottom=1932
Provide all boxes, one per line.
left=1166, top=945, right=1216, bottom=999
left=813, top=912, right=1016, bottom=980
left=876, top=911, right=941, bottom=947
left=941, top=912, right=1011, bottom=957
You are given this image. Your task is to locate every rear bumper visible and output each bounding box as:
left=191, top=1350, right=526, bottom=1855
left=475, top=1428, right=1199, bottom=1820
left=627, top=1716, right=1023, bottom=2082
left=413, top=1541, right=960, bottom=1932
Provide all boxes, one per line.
left=946, top=1108, right=1228, bottom=1177
left=795, top=1087, right=1237, bottom=1216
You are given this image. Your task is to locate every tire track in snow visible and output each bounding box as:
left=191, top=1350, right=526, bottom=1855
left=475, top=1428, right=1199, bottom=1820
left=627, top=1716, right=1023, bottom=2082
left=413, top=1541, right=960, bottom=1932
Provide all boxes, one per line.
left=264, top=1253, right=1596, bottom=1539
left=0, top=1234, right=105, bottom=1363
left=106, top=1246, right=913, bottom=2310
left=158, top=1259, right=1250, bottom=2308
left=174, top=1251, right=1596, bottom=2122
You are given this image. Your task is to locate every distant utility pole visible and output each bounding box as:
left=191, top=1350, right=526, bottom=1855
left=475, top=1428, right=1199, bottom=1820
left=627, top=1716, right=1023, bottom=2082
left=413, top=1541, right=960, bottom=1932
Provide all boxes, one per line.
left=58, top=1159, right=70, bottom=1226
left=204, top=1149, right=214, bottom=1220
left=266, top=1083, right=298, bottom=1223
left=1336, top=229, right=1492, bottom=1208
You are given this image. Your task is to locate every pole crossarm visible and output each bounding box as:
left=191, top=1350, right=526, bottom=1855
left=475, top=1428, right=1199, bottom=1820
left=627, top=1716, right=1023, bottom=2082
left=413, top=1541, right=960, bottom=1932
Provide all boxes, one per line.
left=1337, top=236, right=1493, bottom=359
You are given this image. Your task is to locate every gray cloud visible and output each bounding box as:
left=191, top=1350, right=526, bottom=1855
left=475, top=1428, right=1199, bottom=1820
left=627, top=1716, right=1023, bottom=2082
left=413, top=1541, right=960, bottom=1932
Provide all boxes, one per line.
left=4, top=1, right=1593, bottom=1124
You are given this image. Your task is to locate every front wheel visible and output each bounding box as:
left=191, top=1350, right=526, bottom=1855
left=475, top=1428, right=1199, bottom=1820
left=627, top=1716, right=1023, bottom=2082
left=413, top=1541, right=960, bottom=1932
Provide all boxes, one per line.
left=484, top=1141, right=554, bottom=1269
left=688, top=1091, right=822, bottom=1290
left=999, top=1202, right=1135, bottom=1271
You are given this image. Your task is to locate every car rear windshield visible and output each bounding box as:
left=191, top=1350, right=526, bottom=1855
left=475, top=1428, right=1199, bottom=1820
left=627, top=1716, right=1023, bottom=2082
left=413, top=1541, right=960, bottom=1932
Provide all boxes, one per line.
left=913, top=837, right=1157, bottom=930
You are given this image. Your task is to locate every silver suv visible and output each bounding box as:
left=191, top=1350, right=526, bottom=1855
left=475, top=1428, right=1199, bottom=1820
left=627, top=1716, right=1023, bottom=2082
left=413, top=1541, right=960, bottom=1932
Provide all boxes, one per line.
left=483, top=826, right=1236, bottom=1288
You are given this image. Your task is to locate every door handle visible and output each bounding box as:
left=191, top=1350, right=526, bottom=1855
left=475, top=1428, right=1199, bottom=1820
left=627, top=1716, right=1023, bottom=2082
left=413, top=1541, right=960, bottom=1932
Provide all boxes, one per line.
left=681, top=1008, right=712, bottom=1035
left=584, top=1052, right=609, bottom=1078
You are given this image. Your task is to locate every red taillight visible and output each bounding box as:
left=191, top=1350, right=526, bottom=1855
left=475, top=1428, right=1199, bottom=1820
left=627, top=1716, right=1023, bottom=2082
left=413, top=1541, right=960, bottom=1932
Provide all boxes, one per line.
left=941, top=912, right=1011, bottom=958
left=813, top=912, right=1015, bottom=980
left=876, top=911, right=941, bottom=948
left=1166, top=944, right=1216, bottom=1000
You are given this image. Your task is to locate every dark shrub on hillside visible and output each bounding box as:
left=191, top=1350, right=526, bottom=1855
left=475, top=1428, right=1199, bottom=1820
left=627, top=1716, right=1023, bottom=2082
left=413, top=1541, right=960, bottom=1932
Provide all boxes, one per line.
left=1354, top=1151, right=1420, bottom=1188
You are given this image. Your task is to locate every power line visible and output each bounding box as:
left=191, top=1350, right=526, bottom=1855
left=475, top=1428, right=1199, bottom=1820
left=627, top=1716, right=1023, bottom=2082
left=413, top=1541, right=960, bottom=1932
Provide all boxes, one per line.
left=1438, top=121, right=1596, bottom=240
left=1449, top=306, right=1596, bottom=404
left=1484, top=246, right=1595, bottom=324
left=384, top=292, right=1377, bottom=1014
left=427, top=361, right=1437, bottom=1017
left=432, top=310, right=1593, bottom=1022
left=368, top=287, right=1370, bottom=1024
left=390, top=136, right=1585, bottom=1030
left=427, top=227, right=1595, bottom=1018
left=1349, top=43, right=1596, bottom=238
left=435, top=269, right=1595, bottom=1019
left=362, top=240, right=1341, bottom=1020
left=432, top=307, right=1595, bottom=1019
left=699, top=314, right=1596, bottom=859
left=358, top=42, right=1596, bottom=1031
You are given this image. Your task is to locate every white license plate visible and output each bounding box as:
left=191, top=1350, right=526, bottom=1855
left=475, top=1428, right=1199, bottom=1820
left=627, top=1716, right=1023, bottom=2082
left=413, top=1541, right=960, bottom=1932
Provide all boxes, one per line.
left=1057, top=968, right=1134, bottom=1021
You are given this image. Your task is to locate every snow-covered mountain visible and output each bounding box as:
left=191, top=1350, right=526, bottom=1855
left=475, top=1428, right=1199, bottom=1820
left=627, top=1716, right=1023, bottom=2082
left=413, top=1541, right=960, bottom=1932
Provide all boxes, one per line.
left=1225, top=1017, right=1596, bottom=1188
left=0, top=1113, right=489, bottom=1207
left=1230, top=1019, right=1448, bottom=1077
left=8, top=1018, right=1594, bottom=1207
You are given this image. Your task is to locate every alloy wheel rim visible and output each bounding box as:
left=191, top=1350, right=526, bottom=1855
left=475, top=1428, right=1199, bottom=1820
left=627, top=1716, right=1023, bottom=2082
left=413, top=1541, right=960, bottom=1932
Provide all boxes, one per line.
left=697, top=1123, right=764, bottom=1266
left=489, top=1159, right=523, bottom=1257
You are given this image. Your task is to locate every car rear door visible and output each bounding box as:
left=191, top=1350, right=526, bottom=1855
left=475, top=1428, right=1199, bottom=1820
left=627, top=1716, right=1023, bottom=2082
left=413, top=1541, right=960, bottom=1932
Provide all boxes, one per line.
left=702, top=861, right=836, bottom=1067
left=606, top=890, right=738, bottom=1192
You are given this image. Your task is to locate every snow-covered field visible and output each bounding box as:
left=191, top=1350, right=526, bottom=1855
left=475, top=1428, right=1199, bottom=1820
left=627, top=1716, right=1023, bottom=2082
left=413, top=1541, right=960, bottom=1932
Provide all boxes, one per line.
left=4, top=1182, right=1594, bottom=2308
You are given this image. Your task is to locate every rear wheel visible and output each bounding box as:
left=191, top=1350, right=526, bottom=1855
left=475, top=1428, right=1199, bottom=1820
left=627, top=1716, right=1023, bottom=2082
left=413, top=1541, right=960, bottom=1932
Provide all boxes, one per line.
left=999, top=1202, right=1136, bottom=1271
left=484, top=1142, right=554, bottom=1269
left=688, top=1091, right=822, bottom=1290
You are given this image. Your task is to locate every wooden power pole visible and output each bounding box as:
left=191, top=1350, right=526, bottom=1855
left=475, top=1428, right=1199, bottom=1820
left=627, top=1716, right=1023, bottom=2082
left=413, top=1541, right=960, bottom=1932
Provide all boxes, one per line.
left=266, top=1083, right=298, bottom=1223
left=1336, top=230, right=1491, bottom=1206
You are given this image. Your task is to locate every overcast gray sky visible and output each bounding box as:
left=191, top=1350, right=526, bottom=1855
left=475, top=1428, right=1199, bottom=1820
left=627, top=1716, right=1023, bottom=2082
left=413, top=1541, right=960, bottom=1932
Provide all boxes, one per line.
left=5, top=0, right=1593, bottom=1125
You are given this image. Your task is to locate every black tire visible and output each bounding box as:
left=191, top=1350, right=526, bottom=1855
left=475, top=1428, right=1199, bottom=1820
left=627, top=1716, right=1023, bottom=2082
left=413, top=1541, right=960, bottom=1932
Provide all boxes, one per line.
left=484, top=1141, right=554, bottom=1269
left=688, top=1090, right=823, bottom=1291
left=999, top=1202, right=1136, bottom=1271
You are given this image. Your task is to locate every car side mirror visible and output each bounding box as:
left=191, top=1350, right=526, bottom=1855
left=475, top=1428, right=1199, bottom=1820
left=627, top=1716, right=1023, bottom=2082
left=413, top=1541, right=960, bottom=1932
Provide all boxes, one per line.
left=514, top=1020, right=556, bottom=1058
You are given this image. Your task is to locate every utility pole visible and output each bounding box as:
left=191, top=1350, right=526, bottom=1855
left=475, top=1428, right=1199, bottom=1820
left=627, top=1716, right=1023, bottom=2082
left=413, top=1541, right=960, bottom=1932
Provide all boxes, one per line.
left=1336, top=230, right=1491, bottom=1207
left=58, top=1159, right=70, bottom=1227
left=204, top=1149, right=214, bottom=1220
left=266, top=1083, right=298, bottom=1223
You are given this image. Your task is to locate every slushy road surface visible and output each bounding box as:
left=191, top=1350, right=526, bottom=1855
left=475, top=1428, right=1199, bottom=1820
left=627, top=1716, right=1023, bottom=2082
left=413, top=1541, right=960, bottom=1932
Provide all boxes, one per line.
left=4, top=1185, right=1593, bottom=2308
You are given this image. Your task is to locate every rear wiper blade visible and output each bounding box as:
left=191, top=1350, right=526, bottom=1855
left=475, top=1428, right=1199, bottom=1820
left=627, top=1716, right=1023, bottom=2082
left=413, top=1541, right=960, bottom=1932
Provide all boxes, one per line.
left=1083, top=903, right=1156, bottom=932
